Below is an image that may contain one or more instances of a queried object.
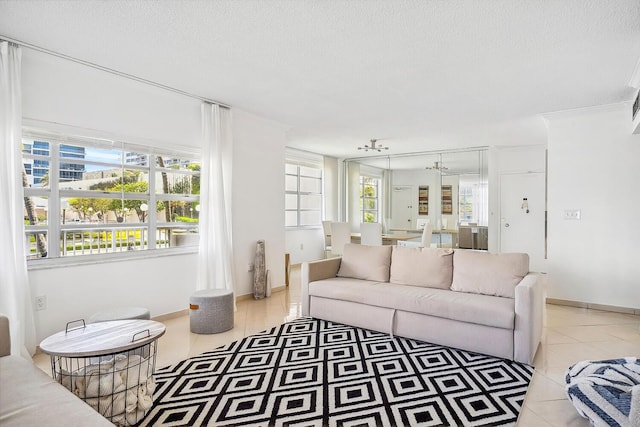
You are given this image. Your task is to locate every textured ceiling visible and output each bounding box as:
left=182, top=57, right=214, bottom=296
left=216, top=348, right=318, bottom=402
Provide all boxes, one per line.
left=1, top=0, right=639, bottom=158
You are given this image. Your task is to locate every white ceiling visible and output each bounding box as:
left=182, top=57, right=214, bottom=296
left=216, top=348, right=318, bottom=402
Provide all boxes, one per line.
left=1, top=0, right=639, bottom=159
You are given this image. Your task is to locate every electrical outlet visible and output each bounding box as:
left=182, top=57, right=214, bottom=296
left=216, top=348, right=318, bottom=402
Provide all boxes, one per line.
left=248, top=263, right=254, bottom=272
left=563, top=209, right=581, bottom=220
left=300, top=243, right=304, bottom=250
left=35, top=295, right=47, bottom=311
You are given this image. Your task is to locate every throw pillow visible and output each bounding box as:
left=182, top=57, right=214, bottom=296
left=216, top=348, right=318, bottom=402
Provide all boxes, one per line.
left=450, top=250, right=529, bottom=298
left=336, top=243, right=393, bottom=282
left=389, top=246, right=454, bottom=289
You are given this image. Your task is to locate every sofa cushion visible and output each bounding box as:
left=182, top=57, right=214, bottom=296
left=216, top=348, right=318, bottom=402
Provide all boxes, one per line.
left=309, top=279, right=515, bottom=329
left=336, top=243, right=393, bottom=282
left=390, top=246, right=453, bottom=289
left=0, top=355, right=113, bottom=426
left=451, top=250, right=529, bottom=298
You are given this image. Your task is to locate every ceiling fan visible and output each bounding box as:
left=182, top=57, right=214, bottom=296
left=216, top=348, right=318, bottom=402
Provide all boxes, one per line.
left=357, top=139, right=389, bottom=152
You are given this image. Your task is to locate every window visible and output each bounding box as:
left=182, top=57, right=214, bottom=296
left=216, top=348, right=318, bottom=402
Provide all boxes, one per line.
left=21, top=131, right=201, bottom=261
left=285, top=153, right=323, bottom=228
left=459, top=185, right=474, bottom=222
left=458, top=181, right=488, bottom=225
left=359, top=175, right=379, bottom=223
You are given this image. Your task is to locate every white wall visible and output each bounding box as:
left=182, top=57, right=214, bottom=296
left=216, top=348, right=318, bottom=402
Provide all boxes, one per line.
left=231, top=110, right=288, bottom=295
left=285, top=228, right=325, bottom=264
left=546, top=103, right=640, bottom=309
left=22, top=49, right=201, bottom=149
left=20, top=49, right=289, bottom=342
left=29, top=254, right=196, bottom=342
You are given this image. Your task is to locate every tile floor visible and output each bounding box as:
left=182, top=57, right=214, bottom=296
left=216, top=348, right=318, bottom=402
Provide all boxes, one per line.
left=33, top=264, right=640, bottom=426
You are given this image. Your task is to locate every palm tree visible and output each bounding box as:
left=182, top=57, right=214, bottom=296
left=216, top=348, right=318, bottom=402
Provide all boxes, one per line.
left=22, top=167, right=47, bottom=257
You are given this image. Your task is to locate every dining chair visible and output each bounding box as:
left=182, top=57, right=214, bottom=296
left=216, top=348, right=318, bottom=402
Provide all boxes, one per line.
left=321, top=220, right=332, bottom=257
left=416, top=218, right=429, bottom=230
left=329, top=222, right=351, bottom=256
left=420, top=223, right=433, bottom=248
left=360, top=222, right=383, bottom=246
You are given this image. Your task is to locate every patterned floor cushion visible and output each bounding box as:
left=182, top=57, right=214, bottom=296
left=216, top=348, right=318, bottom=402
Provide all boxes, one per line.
left=565, top=357, right=640, bottom=427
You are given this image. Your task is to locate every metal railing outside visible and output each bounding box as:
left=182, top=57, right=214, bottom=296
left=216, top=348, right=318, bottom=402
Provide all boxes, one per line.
left=25, top=224, right=198, bottom=259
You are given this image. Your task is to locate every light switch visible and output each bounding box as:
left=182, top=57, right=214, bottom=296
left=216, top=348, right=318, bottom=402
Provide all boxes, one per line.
left=563, top=209, right=581, bottom=220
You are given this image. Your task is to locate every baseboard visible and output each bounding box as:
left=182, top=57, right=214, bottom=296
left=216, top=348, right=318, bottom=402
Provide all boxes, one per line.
left=235, top=285, right=287, bottom=302
left=546, top=298, right=640, bottom=315
left=152, top=309, right=188, bottom=322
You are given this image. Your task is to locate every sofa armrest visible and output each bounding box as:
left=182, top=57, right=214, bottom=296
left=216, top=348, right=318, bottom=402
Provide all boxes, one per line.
left=514, top=273, right=544, bottom=365
left=301, top=257, right=342, bottom=316
left=0, top=314, right=10, bottom=357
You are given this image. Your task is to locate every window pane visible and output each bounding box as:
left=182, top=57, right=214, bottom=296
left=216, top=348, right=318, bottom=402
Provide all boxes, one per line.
left=300, top=176, right=321, bottom=193
left=285, top=164, right=298, bottom=174
left=155, top=170, right=199, bottom=195
left=155, top=156, right=200, bottom=196
left=285, top=175, right=298, bottom=192
left=285, top=194, right=298, bottom=209
left=364, top=198, right=377, bottom=210
left=300, top=210, right=321, bottom=226
left=299, top=166, right=321, bottom=178
left=24, top=196, right=49, bottom=259
left=285, top=211, right=298, bottom=227
left=26, top=231, right=48, bottom=260
left=22, top=139, right=51, bottom=189
left=300, top=194, right=321, bottom=210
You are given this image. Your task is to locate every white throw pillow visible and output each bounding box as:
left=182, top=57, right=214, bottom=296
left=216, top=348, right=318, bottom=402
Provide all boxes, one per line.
left=451, top=250, right=529, bottom=298
left=389, top=246, right=454, bottom=289
left=336, top=244, right=393, bottom=282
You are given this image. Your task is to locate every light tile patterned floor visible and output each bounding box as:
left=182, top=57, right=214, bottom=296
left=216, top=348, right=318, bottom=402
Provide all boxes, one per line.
left=33, top=264, right=640, bottom=426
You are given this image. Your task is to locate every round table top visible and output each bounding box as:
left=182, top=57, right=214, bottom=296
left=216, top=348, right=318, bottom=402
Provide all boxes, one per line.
left=39, top=319, right=166, bottom=357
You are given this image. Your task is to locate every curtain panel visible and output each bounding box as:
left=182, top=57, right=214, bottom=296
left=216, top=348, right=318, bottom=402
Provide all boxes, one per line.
left=198, top=103, right=236, bottom=305
left=0, top=41, right=36, bottom=357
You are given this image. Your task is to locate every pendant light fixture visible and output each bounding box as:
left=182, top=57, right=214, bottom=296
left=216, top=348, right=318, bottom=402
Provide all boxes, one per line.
left=357, top=139, right=388, bottom=152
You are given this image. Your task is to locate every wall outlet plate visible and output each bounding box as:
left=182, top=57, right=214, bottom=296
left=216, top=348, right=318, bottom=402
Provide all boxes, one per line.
left=563, top=209, right=581, bottom=220
left=35, top=295, right=47, bottom=311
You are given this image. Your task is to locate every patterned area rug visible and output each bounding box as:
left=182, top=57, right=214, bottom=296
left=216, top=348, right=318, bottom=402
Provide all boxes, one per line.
left=139, top=318, right=533, bottom=426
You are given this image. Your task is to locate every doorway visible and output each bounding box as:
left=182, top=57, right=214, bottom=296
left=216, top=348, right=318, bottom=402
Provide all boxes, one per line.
left=390, top=185, right=414, bottom=230
left=499, top=172, right=546, bottom=272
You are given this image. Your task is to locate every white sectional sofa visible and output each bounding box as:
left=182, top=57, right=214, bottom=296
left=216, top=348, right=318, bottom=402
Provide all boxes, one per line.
left=0, top=314, right=112, bottom=427
left=301, top=244, right=543, bottom=365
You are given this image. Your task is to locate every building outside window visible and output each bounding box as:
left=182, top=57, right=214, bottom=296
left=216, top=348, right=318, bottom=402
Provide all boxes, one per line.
left=21, top=131, right=201, bottom=261
left=359, top=175, right=379, bottom=223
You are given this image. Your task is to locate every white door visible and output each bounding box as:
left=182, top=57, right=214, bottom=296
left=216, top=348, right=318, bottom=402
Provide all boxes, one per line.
left=499, top=172, right=546, bottom=272
left=390, top=186, right=414, bottom=229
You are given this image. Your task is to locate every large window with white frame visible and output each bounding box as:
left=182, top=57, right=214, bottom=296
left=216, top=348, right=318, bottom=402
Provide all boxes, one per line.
left=285, top=152, right=323, bottom=228
left=21, top=130, right=201, bottom=260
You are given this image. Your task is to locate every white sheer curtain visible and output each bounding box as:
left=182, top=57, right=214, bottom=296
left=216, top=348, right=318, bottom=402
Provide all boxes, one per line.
left=197, top=103, right=236, bottom=301
left=0, top=41, right=36, bottom=357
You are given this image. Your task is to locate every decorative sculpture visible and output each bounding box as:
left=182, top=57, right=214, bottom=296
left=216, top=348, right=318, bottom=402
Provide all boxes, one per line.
left=253, top=240, right=266, bottom=299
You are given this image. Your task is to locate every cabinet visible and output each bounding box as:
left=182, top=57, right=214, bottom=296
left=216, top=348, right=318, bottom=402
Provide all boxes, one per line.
left=418, top=185, right=429, bottom=215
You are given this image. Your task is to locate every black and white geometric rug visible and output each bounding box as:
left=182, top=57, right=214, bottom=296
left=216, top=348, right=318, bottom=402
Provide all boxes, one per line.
left=139, top=318, right=533, bottom=426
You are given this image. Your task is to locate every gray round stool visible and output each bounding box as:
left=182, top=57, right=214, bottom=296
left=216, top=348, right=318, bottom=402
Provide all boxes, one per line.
left=89, top=306, right=151, bottom=323
left=189, top=289, right=234, bottom=334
